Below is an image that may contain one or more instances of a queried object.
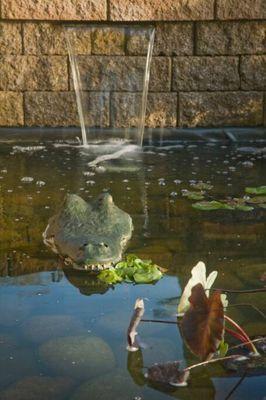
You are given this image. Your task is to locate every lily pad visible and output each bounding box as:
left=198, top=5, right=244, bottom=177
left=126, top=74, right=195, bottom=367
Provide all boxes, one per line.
left=246, top=196, right=266, bottom=204
left=192, top=201, right=234, bottom=211
left=225, top=199, right=254, bottom=212
left=182, top=190, right=205, bottom=201
left=234, top=204, right=254, bottom=211
left=190, top=182, right=213, bottom=191
left=245, top=186, right=266, bottom=195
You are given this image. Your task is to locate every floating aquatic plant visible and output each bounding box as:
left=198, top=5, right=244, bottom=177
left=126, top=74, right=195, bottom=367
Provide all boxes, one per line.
left=245, top=186, right=266, bottom=195
left=190, top=182, right=213, bottom=191
left=181, top=189, right=205, bottom=201
left=98, top=254, right=164, bottom=285
left=192, top=200, right=234, bottom=211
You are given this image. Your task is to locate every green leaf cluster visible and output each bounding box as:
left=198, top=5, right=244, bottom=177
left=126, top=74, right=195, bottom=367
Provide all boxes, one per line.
left=98, top=254, right=163, bottom=285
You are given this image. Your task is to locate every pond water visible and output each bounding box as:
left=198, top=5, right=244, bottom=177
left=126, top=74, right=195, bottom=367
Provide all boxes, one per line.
left=0, top=134, right=265, bottom=399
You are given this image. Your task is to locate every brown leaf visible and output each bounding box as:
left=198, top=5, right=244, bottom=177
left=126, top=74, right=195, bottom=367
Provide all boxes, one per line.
left=181, top=283, right=224, bottom=361
left=146, top=361, right=190, bottom=387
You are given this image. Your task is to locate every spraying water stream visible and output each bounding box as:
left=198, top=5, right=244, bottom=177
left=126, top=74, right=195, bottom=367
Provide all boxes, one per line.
left=65, top=26, right=155, bottom=149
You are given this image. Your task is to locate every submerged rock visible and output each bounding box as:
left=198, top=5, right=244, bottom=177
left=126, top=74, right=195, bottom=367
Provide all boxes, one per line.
left=0, top=295, right=31, bottom=327
left=39, top=335, right=115, bottom=380
left=0, top=376, right=75, bottom=400
left=70, top=369, right=142, bottom=400
left=0, top=348, right=39, bottom=388
left=21, top=315, right=85, bottom=344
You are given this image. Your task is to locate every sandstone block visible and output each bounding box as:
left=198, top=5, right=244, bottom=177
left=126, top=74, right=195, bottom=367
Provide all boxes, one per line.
left=154, top=23, right=193, bottom=56
left=241, top=56, right=266, bottom=91
left=24, top=23, right=91, bottom=55
left=173, top=56, right=239, bottom=91
left=111, top=92, right=177, bottom=127
left=196, top=21, right=266, bottom=55
left=72, top=56, right=170, bottom=91
left=179, top=92, right=263, bottom=127
left=0, top=56, right=68, bottom=91
left=126, top=27, right=152, bottom=56
left=24, top=92, right=109, bottom=127
left=0, top=92, right=23, bottom=126
left=127, top=23, right=193, bottom=56
left=110, top=0, right=214, bottom=21
left=0, top=23, right=22, bottom=54
left=91, top=27, right=124, bottom=55
left=1, top=0, right=107, bottom=20
left=217, top=0, right=266, bottom=20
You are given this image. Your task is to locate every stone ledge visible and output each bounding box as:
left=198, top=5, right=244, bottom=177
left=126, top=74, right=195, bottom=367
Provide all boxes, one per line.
left=172, top=56, right=240, bottom=91
left=179, top=92, right=264, bottom=127
left=196, top=21, right=266, bottom=55
left=0, top=92, right=24, bottom=126
left=241, top=56, right=266, bottom=91
left=0, top=56, right=68, bottom=91
left=110, top=0, right=215, bottom=21
left=1, top=0, right=107, bottom=20
left=216, top=0, right=266, bottom=20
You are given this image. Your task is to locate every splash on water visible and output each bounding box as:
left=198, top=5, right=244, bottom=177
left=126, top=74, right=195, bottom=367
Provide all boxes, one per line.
left=87, top=145, right=139, bottom=168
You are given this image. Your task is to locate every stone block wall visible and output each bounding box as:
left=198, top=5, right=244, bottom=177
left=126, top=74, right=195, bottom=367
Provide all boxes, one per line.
left=0, top=0, right=265, bottom=128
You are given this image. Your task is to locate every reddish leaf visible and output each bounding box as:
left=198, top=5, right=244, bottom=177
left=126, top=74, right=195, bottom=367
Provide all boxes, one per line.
left=181, top=283, right=224, bottom=361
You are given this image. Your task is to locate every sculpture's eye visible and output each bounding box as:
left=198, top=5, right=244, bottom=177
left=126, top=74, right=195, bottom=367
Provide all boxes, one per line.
left=79, top=243, right=88, bottom=249
left=99, top=242, right=109, bottom=248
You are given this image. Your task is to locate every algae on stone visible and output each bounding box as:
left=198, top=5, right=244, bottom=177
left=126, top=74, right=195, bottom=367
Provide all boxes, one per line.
left=39, top=335, right=115, bottom=380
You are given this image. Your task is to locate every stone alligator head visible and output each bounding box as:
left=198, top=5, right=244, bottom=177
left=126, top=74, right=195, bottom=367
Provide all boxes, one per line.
left=43, top=193, right=133, bottom=271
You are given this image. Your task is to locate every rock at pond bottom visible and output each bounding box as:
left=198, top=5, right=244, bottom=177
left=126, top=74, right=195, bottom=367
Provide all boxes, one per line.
left=39, top=336, right=115, bottom=380
left=0, top=348, right=40, bottom=388
left=70, top=369, right=142, bottom=400
left=0, top=376, right=75, bottom=400
left=21, top=315, right=85, bottom=344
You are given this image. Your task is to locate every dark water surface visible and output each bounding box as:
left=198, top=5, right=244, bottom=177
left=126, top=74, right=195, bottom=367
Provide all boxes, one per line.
left=0, top=136, right=265, bottom=399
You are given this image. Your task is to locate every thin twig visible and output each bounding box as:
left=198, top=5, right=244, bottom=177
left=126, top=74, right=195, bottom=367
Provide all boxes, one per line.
left=141, top=318, right=177, bottom=325
left=225, top=315, right=258, bottom=354
left=212, top=288, right=266, bottom=294
left=229, top=337, right=265, bottom=352
left=224, top=370, right=247, bottom=400
left=184, top=355, right=241, bottom=372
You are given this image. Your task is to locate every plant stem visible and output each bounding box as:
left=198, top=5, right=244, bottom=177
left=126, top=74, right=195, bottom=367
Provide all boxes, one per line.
left=225, top=315, right=259, bottom=354
left=212, top=288, right=266, bottom=294
left=184, top=354, right=241, bottom=371
left=141, top=318, right=177, bottom=325
left=225, top=327, right=248, bottom=344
